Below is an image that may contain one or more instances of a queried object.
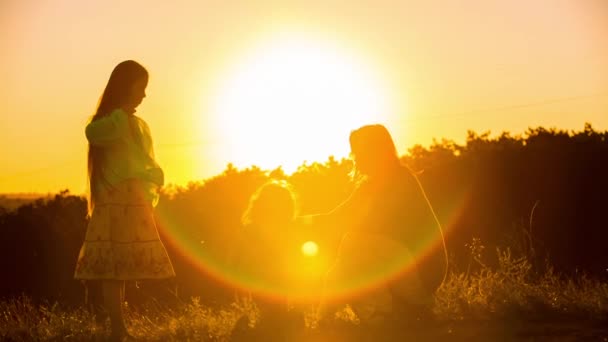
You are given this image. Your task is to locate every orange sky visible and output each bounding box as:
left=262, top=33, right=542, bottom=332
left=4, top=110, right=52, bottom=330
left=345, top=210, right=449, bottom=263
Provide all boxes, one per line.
left=1, top=0, right=607, bottom=194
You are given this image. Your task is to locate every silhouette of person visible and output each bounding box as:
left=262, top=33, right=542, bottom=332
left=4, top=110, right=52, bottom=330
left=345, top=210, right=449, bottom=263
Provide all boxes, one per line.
left=231, top=180, right=306, bottom=341
left=303, top=124, right=448, bottom=323
left=74, top=60, right=175, bottom=341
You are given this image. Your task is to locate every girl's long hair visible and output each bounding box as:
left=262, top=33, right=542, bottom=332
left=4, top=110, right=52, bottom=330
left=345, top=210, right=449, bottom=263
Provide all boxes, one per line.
left=87, top=60, right=148, bottom=215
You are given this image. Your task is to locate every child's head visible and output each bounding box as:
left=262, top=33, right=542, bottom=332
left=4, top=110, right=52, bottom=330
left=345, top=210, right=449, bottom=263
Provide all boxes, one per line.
left=242, top=180, right=297, bottom=233
left=95, top=60, right=149, bottom=117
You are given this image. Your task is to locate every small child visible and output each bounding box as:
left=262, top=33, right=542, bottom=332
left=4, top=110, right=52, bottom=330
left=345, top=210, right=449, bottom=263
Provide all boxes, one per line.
left=231, top=180, right=306, bottom=340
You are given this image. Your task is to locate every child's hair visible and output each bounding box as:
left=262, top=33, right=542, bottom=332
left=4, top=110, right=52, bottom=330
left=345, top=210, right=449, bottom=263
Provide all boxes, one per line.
left=241, top=180, right=298, bottom=230
left=87, top=60, right=149, bottom=215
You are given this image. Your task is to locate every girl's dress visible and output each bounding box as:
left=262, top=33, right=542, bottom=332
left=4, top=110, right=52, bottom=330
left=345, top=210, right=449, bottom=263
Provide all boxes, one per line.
left=74, top=109, right=175, bottom=280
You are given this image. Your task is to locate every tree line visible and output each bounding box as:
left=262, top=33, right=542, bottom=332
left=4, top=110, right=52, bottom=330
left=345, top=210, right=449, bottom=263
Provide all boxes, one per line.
left=1, top=123, right=606, bottom=306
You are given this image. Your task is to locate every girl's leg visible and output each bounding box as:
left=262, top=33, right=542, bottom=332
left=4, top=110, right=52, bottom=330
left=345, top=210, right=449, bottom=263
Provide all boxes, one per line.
left=84, top=280, right=108, bottom=326
left=102, top=280, right=128, bottom=338
left=316, top=234, right=360, bottom=323
left=316, top=258, right=347, bottom=324
left=120, top=281, right=126, bottom=304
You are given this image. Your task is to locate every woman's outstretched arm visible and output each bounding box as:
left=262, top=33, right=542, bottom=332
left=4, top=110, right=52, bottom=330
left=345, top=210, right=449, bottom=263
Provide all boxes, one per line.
left=295, top=182, right=370, bottom=240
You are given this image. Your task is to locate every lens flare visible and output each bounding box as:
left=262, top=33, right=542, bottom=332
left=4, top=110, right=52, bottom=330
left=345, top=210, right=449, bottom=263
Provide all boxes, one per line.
left=155, top=185, right=468, bottom=304
left=301, top=241, right=319, bottom=257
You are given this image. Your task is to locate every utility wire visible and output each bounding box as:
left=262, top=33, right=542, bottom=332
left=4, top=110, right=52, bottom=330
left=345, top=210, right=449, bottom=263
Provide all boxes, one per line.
left=401, top=91, right=608, bottom=123
left=1, top=90, right=607, bottom=182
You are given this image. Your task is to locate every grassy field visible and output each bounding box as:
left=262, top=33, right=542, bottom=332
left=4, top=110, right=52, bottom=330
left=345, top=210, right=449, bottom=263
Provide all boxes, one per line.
left=2, top=248, right=607, bottom=341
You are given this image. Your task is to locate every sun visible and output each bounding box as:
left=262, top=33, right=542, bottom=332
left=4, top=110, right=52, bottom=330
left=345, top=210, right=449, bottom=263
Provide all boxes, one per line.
left=210, top=33, right=394, bottom=172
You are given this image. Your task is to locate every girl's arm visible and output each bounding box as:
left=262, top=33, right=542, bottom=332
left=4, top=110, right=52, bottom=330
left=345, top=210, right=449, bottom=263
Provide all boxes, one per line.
left=136, top=119, right=165, bottom=186
left=85, top=109, right=129, bottom=146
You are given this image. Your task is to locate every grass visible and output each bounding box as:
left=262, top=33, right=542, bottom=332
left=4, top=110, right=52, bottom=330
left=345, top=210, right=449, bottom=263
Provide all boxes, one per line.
left=2, top=248, right=607, bottom=341
left=0, top=295, right=253, bottom=341
left=435, top=247, right=608, bottom=322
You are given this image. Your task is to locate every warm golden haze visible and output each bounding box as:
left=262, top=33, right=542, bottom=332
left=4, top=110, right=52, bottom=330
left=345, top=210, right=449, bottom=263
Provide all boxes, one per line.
left=2, top=1, right=608, bottom=340
left=1, top=0, right=607, bottom=193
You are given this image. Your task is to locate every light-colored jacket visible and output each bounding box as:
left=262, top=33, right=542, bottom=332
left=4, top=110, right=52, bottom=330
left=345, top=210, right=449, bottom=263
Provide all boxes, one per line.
left=85, top=109, right=163, bottom=206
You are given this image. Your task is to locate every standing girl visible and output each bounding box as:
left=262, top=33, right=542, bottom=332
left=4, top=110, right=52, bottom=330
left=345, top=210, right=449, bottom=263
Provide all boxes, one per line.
left=74, top=60, right=175, bottom=341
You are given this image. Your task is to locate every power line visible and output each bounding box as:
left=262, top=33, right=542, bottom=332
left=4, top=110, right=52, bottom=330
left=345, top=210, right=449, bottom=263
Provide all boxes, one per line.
left=401, top=91, right=608, bottom=123
left=1, top=90, right=607, bottom=181
left=153, top=91, right=608, bottom=148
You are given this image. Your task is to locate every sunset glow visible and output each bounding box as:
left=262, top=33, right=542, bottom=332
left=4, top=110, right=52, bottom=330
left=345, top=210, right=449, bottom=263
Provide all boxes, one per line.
left=1, top=1, right=606, bottom=193
left=3, top=3, right=608, bottom=340
left=209, top=33, right=393, bottom=172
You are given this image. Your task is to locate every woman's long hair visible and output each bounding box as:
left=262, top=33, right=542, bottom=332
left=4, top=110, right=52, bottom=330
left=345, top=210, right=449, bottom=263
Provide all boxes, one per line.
left=349, top=124, right=400, bottom=179
left=349, top=124, right=448, bottom=286
left=87, top=60, right=148, bottom=215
